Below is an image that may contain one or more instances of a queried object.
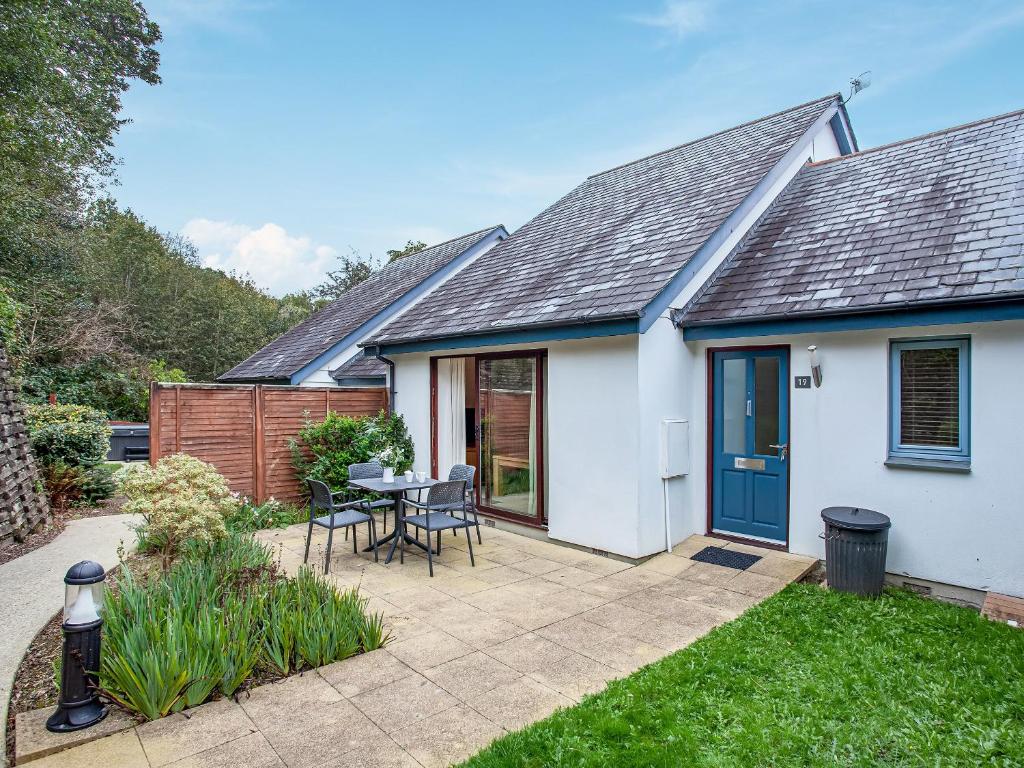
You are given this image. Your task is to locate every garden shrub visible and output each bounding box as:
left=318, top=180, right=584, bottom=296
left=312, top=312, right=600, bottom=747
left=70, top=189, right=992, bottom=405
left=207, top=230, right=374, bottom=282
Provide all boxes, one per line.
left=25, top=403, right=111, bottom=467
left=100, top=534, right=388, bottom=720
left=116, top=454, right=236, bottom=568
left=25, top=402, right=114, bottom=509
left=225, top=497, right=305, bottom=534
left=38, top=462, right=87, bottom=513
left=290, top=409, right=414, bottom=491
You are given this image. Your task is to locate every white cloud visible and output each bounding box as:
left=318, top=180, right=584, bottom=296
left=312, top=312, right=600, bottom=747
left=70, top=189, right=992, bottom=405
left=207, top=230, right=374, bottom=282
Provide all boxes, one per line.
left=628, top=1, right=711, bottom=39
left=182, top=218, right=337, bottom=297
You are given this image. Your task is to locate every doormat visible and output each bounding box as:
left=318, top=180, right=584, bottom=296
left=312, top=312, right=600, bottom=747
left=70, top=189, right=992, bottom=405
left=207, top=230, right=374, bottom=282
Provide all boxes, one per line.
left=691, top=546, right=761, bottom=570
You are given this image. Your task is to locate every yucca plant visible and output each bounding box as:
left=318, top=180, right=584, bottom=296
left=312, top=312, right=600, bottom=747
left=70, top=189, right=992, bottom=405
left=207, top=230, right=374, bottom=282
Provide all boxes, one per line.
left=99, top=534, right=385, bottom=720
left=219, top=596, right=265, bottom=696
left=358, top=609, right=391, bottom=651
left=263, top=582, right=300, bottom=676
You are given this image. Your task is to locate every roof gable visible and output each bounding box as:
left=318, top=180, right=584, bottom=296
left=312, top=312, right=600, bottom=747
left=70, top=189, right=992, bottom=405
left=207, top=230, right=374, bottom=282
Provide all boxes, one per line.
left=678, top=109, right=1024, bottom=327
left=219, top=226, right=504, bottom=381
left=370, top=95, right=841, bottom=347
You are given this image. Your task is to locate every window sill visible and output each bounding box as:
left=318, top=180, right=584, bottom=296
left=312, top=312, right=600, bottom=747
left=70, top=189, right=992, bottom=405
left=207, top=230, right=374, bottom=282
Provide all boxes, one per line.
left=885, top=456, right=971, bottom=474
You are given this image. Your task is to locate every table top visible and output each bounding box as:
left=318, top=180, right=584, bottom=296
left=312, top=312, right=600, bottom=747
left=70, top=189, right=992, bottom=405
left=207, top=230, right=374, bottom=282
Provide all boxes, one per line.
left=350, top=476, right=439, bottom=493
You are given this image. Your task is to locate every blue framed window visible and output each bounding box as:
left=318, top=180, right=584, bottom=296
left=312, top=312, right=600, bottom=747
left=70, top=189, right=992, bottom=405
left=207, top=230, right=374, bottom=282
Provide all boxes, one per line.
left=889, top=337, right=970, bottom=466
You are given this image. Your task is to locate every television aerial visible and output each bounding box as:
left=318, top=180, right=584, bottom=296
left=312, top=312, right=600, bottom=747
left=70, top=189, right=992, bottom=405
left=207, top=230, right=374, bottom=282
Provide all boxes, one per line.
left=843, top=71, right=872, bottom=103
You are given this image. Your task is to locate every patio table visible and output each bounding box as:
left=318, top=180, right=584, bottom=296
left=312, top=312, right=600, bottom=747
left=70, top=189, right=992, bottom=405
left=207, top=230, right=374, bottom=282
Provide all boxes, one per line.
left=349, top=476, right=439, bottom=564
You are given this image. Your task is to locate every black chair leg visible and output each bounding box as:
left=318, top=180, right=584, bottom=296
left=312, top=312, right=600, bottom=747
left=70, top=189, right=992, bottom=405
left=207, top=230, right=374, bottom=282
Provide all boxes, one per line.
left=369, top=518, right=378, bottom=562
left=325, top=526, right=334, bottom=574
left=437, top=530, right=441, bottom=555
left=465, top=524, right=475, bottom=567
left=473, top=509, right=482, bottom=544
left=425, top=526, right=434, bottom=577
left=399, top=521, right=405, bottom=564
left=303, top=518, right=314, bottom=564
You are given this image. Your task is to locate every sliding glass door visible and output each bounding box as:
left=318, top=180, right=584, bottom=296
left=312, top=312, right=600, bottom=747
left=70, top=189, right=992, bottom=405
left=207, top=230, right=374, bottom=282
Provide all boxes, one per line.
left=477, top=352, right=544, bottom=525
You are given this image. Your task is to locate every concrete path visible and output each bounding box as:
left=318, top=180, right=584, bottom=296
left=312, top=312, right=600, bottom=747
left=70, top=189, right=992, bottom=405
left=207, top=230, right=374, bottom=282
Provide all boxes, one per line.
left=21, top=526, right=815, bottom=767
left=1, top=514, right=140, bottom=766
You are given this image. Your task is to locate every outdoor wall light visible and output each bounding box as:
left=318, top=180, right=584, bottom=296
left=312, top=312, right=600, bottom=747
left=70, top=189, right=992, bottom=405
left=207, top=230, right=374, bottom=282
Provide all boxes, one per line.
left=46, top=561, right=107, bottom=733
left=808, top=345, right=823, bottom=388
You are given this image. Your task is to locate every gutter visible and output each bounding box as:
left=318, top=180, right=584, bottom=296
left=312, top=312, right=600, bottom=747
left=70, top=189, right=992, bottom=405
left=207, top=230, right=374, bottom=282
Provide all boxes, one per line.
left=672, top=291, right=1024, bottom=330
left=362, top=310, right=643, bottom=353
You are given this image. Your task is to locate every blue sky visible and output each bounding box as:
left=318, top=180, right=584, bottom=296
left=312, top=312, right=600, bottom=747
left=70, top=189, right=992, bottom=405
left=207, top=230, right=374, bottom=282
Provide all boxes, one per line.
left=113, top=0, right=1024, bottom=296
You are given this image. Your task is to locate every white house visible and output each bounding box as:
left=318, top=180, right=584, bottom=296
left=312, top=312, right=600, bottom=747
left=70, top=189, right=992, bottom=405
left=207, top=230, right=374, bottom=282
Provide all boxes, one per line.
left=357, top=95, right=1024, bottom=605
left=218, top=225, right=508, bottom=386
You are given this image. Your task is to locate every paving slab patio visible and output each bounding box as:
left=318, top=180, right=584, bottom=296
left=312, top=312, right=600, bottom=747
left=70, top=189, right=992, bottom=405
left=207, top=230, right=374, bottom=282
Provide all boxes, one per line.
left=22, top=523, right=814, bottom=767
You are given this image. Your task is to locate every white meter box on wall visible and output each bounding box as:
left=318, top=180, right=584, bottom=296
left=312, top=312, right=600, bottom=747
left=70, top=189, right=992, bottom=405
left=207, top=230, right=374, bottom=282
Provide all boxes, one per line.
left=660, top=419, right=689, bottom=478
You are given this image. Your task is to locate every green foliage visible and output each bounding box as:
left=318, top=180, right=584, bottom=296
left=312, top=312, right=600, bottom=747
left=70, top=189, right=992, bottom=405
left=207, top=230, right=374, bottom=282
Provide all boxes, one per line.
left=0, top=0, right=161, bottom=280
left=19, top=358, right=188, bottom=422
left=37, top=462, right=86, bottom=513
left=25, top=403, right=112, bottom=466
left=0, top=280, right=23, bottom=351
left=363, top=410, right=415, bottom=473
left=100, top=534, right=388, bottom=720
left=225, top=497, right=305, bottom=534
left=386, top=239, right=427, bottom=263
left=309, top=249, right=381, bottom=303
left=79, top=463, right=117, bottom=506
left=290, top=409, right=414, bottom=492
left=460, top=585, right=1024, bottom=768
left=116, top=454, right=236, bottom=569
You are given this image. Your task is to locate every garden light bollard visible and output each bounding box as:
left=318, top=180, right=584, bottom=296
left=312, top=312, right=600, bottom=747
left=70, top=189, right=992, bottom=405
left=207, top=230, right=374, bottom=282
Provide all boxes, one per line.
left=46, top=561, right=108, bottom=733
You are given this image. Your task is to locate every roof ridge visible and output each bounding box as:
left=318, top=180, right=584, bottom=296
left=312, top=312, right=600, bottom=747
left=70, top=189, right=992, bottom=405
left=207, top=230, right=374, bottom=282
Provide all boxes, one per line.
left=417, top=224, right=504, bottom=253
left=807, top=105, right=1024, bottom=168
left=587, top=93, right=840, bottom=180
left=366, top=224, right=504, bottom=280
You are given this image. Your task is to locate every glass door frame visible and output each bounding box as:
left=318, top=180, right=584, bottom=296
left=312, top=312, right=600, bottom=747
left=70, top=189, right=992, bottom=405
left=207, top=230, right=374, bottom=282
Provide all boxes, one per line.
left=704, top=344, right=791, bottom=550
left=430, top=349, right=547, bottom=528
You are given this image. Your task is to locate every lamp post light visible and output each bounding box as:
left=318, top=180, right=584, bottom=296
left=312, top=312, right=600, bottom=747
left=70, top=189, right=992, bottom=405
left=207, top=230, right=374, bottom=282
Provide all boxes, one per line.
left=46, top=561, right=108, bottom=733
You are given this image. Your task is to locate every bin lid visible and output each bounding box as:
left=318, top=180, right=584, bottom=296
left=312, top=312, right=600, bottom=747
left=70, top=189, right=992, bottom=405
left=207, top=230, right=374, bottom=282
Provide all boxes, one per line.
left=821, top=506, right=890, bottom=531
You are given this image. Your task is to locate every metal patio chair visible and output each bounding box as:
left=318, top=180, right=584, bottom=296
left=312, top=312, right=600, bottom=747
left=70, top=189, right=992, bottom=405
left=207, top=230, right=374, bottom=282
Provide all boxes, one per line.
left=399, top=480, right=475, bottom=577
left=304, top=479, right=377, bottom=574
left=346, top=460, right=396, bottom=538
left=446, top=464, right=482, bottom=544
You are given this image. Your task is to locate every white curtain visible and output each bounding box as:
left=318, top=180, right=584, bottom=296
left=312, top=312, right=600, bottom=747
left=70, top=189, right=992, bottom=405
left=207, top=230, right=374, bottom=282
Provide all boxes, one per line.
left=436, top=358, right=466, bottom=480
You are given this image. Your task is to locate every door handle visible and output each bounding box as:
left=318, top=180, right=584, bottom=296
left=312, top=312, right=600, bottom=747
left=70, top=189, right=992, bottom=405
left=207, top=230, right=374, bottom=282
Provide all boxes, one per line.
left=769, top=443, right=788, bottom=461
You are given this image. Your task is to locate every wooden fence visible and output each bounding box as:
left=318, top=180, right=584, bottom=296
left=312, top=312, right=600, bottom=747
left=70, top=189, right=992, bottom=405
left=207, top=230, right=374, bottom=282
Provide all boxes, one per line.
left=149, top=383, right=388, bottom=504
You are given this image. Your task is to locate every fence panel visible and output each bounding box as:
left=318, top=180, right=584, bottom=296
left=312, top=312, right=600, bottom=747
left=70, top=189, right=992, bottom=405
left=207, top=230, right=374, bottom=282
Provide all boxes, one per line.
left=149, top=383, right=388, bottom=503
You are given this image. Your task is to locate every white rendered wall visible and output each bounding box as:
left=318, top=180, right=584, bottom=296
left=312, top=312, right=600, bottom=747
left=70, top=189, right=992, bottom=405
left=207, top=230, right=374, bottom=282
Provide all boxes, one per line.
left=687, top=320, right=1024, bottom=598
left=545, top=336, right=641, bottom=555
left=391, top=352, right=433, bottom=477
left=636, top=315, right=694, bottom=556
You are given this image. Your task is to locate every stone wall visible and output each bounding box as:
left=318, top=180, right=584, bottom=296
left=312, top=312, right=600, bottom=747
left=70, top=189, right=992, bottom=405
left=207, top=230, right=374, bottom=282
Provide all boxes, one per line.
left=0, top=346, right=49, bottom=545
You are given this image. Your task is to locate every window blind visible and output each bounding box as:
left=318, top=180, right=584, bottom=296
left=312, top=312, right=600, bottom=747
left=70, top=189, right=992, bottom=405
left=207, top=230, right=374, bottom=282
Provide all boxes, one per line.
left=899, top=346, right=960, bottom=447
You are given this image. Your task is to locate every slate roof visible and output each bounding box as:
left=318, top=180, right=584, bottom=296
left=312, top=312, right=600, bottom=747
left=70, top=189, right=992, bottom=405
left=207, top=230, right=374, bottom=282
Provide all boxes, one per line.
left=369, top=95, right=842, bottom=346
left=219, top=226, right=503, bottom=381
left=329, top=353, right=386, bottom=381
left=678, top=109, right=1024, bottom=327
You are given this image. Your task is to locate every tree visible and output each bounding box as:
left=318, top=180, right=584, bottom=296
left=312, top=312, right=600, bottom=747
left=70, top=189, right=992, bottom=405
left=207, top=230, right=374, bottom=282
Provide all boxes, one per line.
left=0, top=0, right=161, bottom=276
left=386, top=240, right=427, bottom=263
left=310, top=249, right=381, bottom=304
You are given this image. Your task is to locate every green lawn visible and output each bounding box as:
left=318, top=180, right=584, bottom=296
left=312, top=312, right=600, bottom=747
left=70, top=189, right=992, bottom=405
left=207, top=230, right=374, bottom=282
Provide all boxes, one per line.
left=463, top=585, right=1024, bottom=767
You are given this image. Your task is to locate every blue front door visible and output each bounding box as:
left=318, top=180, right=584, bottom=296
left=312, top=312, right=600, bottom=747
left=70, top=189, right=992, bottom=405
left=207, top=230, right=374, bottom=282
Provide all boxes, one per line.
left=711, top=348, right=790, bottom=544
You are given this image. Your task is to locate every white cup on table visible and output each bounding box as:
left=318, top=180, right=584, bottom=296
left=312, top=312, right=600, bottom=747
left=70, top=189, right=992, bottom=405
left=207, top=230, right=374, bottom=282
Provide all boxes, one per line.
left=415, top=471, right=426, bottom=483
left=404, top=470, right=413, bottom=482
